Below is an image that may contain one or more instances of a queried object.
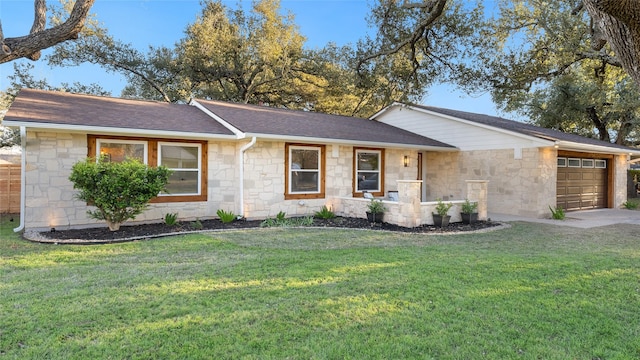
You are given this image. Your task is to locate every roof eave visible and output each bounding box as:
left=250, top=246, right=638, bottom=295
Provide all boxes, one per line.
left=2, top=120, right=239, bottom=140
left=556, top=140, right=640, bottom=155
left=243, top=132, right=458, bottom=151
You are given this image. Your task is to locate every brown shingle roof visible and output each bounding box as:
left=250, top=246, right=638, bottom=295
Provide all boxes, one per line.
left=412, top=104, right=637, bottom=152
left=195, top=99, right=455, bottom=148
left=4, top=89, right=236, bottom=137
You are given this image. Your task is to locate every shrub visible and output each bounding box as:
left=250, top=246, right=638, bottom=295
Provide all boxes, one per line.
left=191, top=219, right=203, bottom=230
left=69, top=157, right=171, bottom=231
left=434, top=198, right=453, bottom=216
left=164, top=213, right=178, bottom=226
left=367, top=199, right=386, bottom=214
left=217, top=209, right=236, bottom=223
left=461, top=199, right=478, bottom=214
left=549, top=205, right=565, bottom=220
left=314, top=205, right=335, bottom=219
left=623, top=200, right=639, bottom=210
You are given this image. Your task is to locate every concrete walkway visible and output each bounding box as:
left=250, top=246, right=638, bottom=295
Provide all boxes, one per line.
left=490, top=209, right=640, bottom=229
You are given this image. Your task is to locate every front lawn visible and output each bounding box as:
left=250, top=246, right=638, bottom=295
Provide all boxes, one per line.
left=2, top=215, right=639, bottom=359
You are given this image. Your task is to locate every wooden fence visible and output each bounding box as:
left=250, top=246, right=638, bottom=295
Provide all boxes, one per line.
left=0, top=161, right=20, bottom=213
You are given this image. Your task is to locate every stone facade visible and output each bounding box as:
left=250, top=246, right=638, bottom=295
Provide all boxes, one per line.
left=425, top=147, right=557, bottom=217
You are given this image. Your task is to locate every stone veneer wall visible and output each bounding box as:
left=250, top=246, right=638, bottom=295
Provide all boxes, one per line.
left=240, top=141, right=417, bottom=219
left=614, top=154, right=628, bottom=208
left=425, top=147, right=557, bottom=218
left=24, top=131, right=234, bottom=230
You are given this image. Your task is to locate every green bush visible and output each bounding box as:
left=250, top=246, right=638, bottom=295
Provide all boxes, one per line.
left=623, top=200, right=639, bottom=210
left=314, top=205, right=335, bottom=219
left=217, top=209, right=236, bottom=223
left=164, top=213, right=178, bottom=226
left=69, top=157, right=171, bottom=231
left=549, top=205, right=565, bottom=220
left=461, top=199, right=478, bottom=214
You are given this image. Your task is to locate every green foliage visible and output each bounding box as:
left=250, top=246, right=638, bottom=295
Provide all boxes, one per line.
left=216, top=209, right=236, bottom=223
left=434, top=198, right=453, bottom=216
left=549, top=205, right=565, bottom=220
left=68, top=157, right=171, bottom=231
left=366, top=199, right=386, bottom=214
left=314, top=205, right=336, bottom=219
left=164, top=213, right=178, bottom=226
left=461, top=199, right=478, bottom=214
left=190, top=219, right=203, bottom=230
left=622, top=200, right=639, bottom=210
left=260, top=211, right=314, bottom=227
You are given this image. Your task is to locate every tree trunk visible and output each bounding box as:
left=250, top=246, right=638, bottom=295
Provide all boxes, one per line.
left=583, top=0, right=640, bottom=88
left=106, top=220, right=122, bottom=232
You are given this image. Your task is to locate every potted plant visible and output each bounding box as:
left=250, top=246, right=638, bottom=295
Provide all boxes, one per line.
left=432, top=198, right=453, bottom=228
left=366, top=199, right=386, bottom=223
left=460, top=199, right=479, bottom=224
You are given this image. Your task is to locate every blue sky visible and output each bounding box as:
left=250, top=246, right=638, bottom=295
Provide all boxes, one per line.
left=0, top=0, right=500, bottom=117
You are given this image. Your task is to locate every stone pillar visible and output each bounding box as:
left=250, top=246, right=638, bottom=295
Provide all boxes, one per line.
left=397, top=180, right=422, bottom=227
left=466, top=180, right=489, bottom=220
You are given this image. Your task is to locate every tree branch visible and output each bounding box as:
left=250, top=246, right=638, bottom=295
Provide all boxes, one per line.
left=0, top=0, right=96, bottom=64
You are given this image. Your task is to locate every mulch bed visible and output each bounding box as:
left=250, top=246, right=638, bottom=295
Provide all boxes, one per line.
left=31, top=217, right=503, bottom=244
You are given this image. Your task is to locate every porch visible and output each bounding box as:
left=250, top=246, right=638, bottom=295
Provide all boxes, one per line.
left=328, top=180, right=489, bottom=228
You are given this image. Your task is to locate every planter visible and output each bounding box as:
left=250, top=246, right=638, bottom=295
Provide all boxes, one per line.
left=461, top=212, right=478, bottom=224
left=432, top=214, right=451, bottom=228
left=366, top=211, right=384, bottom=223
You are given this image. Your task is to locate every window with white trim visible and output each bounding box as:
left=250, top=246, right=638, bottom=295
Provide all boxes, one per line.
left=158, top=142, right=202, bottom=196
left=285, top=143, right=325, bottom=199
left=96, top=139, right=148, bottom=163
left=355, top=148, right=383, bottom=195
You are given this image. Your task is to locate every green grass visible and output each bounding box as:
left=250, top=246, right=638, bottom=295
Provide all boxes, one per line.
left=2, top=214, right=640, bottom=359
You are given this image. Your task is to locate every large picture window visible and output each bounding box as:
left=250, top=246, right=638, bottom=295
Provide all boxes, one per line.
left=285, top=143, right=325, bottom=199
left=88, top=135, right=207, bottom=202
left=354, top=148, right=384, bottom=197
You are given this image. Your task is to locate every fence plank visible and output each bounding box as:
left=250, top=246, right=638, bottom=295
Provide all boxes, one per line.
left=0, top=163, right=21, bottom=213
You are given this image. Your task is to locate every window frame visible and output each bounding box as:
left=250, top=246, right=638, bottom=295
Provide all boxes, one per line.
left=88, top=135, right=207, bottom=203
left=353, top=148, right=385, bottom=197
left=157, top=142, right=203, bottom=197
left=284, top=143, right=325, bottom=200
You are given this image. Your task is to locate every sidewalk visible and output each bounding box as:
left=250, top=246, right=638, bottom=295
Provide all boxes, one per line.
left=490, top=209, right=640, bottom=229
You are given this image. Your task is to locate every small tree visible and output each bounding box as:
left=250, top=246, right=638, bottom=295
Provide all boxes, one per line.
left=69, top=157, right=171, bottom=231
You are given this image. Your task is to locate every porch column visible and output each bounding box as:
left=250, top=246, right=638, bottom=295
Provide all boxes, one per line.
left=397, top=180, right=422, bottom=227
left=466, top=180, right=489, bottom=220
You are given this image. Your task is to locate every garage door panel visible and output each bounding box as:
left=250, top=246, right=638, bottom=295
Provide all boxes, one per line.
left=557, top=159, right=607, bottom=211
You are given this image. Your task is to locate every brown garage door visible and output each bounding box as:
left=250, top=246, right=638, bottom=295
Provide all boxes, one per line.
left=557, top=158, right=607, bottom=211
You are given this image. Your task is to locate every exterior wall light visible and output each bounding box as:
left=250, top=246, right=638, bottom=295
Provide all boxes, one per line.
left=403, top=155, right=409, bottom=167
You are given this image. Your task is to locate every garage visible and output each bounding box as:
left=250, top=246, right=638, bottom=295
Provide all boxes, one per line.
left=557, top=157, right=608, bottom=211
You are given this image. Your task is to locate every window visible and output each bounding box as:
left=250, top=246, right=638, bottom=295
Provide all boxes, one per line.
left=96, top=139, right=147, bottom=163
left=158, top=142, right=201, bottom=196
left=285, top=143, right=325, bottom=199
left=582, top=159, right=594, bottom=168
left=595, top=159, right=607, bottom=169
left=568, top=158, right=581, bottom=167
left=88, top=135, right=207, bottom=202
left=354, top=148, right=384, bottom=197
left=557, top=157, right=567, bottom=167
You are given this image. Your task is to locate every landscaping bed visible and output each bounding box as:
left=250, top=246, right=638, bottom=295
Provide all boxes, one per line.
left=34, top=216, right=502, bottom=243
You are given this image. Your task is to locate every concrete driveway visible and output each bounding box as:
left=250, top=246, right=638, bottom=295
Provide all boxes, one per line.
left=490, top=209, right=640, bottom=229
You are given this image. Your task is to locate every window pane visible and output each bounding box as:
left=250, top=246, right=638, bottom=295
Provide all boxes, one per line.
left=291, top=171, right=319, bottom=192
left=161, top=145, right=199, bottom=169
left=164, top=171, right=199, bottom=194
left=357, top=171, right=379, bottom=191
left=357, top=152, right=379, bottom=170
left=291, top=149, right=318, bottom=170
left=100, top=142, right=144, bottom=162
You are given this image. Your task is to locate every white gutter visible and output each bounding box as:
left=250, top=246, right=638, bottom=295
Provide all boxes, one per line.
left=188, top=99, right=245, bottom=139
left=555, top=140, right=640, bottom=155
left=13, top=126, right=26, bottom=233
left=238, top=137, right=257, bottom=217
left=242, top=133, right=458, bottom=151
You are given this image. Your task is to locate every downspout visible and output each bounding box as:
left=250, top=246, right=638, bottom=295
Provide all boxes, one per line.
left=238, top=137, right=257, bottom=217
left=13, top=126, right=26, bottom=232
